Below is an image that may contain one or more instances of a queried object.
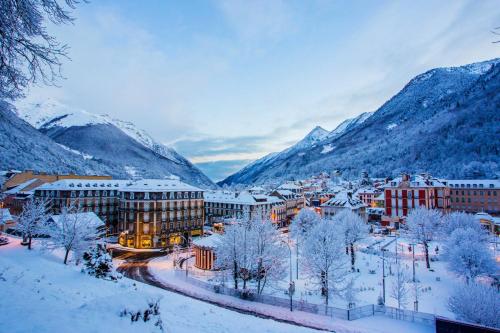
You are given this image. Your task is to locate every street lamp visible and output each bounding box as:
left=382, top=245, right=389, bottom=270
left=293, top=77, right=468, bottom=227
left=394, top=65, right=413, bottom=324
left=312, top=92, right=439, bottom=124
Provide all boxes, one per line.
left=381, top=248, right=388, bottom=304
left=411, top=242, right=416, bottom=283
left=175, top=234, right=191, bottom=278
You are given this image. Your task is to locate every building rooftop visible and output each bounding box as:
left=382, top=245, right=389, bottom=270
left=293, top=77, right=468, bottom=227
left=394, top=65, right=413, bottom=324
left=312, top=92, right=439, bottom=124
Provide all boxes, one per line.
left=49, top=212, right=104, bottom=228
left=381, top=174, right=447, bottom=188
left=322, top=191, right=365, bottom=209
left=205, top=190, right=283, bottom=205
left=445, top=179, right=500, bottom=189
left=192, top=234, right=222, bottom=248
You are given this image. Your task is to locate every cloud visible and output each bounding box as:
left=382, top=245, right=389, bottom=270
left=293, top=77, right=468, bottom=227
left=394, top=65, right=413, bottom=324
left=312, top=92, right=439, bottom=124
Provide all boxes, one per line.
left=195, top=159, right=254, bottom=182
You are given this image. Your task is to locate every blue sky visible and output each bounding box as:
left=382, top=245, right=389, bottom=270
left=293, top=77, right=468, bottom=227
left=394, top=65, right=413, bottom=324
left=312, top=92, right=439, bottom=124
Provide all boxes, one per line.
left=23, top=0, right=500, bottom=181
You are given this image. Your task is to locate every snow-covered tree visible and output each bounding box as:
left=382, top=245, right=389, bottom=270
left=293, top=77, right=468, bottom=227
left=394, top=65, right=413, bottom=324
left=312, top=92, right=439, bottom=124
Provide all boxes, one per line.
left=251, top=218, right=288, bottom=294
left=444, top=227, right=495, bottom=284
left=290, top=209, right=321, bottom=277
left=215, top=224, right=241, bottom=289
left=441, top=212, right=488, bottom=240
left=448, top=282, right=500, bottom=328
left=404, top=207, right=442, bottom=269
left=302, top=219, right=350, bottom=311
left=15, top=198, right=48, bottom=250
left=343, top=277, right=358, bottom=309
left=42, top=204, right=105, bottom=264
left=82, top=243, right=119, bottom=280
left=1, top=0, right=81, bottom=100
left=334, top=210, right=367, bottom=270
left=390, top=262, right=409, bottom=314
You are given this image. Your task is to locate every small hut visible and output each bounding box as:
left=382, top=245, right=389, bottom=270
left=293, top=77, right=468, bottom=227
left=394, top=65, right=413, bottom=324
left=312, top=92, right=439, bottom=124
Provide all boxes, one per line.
left=193, top=234, right=221, bottom=270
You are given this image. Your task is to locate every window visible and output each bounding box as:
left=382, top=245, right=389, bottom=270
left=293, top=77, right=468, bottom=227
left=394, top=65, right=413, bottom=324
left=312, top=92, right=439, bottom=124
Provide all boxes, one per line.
left=144, top=192, right=150, bottom=200
left=162, top=192, right=167, bottom=199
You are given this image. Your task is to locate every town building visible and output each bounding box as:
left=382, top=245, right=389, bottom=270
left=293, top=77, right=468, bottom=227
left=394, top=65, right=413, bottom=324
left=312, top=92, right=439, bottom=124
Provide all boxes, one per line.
left=204, top=191, right=284, bottom=227
left=381, top=173, right=451, bottom=227
left=474, top=212, right=500, bottom=235
left=193, top=234, right=221, bottom=270
left=277, top=182, right=304, bottom=196
left=2, top=171, right=112, bottom=216
left=445, top=180, right=499, bottom=215
left=354, top=187, right=381, bottom=207
left=269, top=189, right=305, bottom=225
left=34, top=179, right=126, bottom=235
left=321, top=190, right=367, bottom=221
left=34, top=178, right=204, bottom=249
left=117, top=179, right=204, bottom=249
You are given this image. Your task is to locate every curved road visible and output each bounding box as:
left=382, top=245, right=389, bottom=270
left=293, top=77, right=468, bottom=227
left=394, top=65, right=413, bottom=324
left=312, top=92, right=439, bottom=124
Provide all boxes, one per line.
left=112, top=249, right=329, bottom=332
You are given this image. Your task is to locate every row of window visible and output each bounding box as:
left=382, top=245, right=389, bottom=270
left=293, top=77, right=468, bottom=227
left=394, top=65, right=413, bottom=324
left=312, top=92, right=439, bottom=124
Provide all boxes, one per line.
left=453, top=197, right=498, bottom=204
left=123, top=191, right=202, bottom=200
left=450, top=183, right=496, bottom=189
left=452, top=190, right=498, bottom=196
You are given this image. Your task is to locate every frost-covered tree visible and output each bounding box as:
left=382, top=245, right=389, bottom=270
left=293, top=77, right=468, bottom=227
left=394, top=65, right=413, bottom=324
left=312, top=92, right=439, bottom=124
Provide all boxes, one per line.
left=343, top=277, right=358, bottom=309
left=214, top=224, right=241, bottom=289
left=302, top=219, right=350, bottom=311
left=444, top=228, right=495, bottom=284
left=43, top=204, right=105, bottom=264
left=15, top=198, right=48, bottom=250
left=1, top=0, right=81, bottom=100
left=404, top=207, right=442, bottom=269
left=390, top=262, right=409, bottom=314
left=441, top=211, right=488, bottom=239
left=252, top=218, right=287, bottom=294
left=334, top=210, right=367, bottom=270
left=290, top=209, right=320, bottom=277
left=82, top=243, right=119, bottom=280
left=448, top=282, right=500, bottom=328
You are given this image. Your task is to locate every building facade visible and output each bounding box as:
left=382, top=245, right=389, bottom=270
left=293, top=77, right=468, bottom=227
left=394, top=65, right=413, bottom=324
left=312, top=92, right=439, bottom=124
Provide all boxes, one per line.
left=382, top=174, right=451, bottom=226
left=204, top=191, right=284, bottom=227
left=34, top=178, right=204, bottom=249
left=321, top=191, right=367, bottom=221
left=445, top=180, right=499, bottom=215
left=118, top=179, right=204, bottom=249
left=269, top=189, right=305, bottom=226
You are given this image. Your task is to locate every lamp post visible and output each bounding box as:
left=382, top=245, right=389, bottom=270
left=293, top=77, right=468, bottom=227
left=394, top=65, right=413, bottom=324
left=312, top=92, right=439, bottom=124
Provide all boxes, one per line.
left=411, top=242, right=416, bottom=283
left=281, top=238, right=294, bottom=311
left=176, top=234, right=191, bottom=278
left=381, top=248, right=387, bottom=304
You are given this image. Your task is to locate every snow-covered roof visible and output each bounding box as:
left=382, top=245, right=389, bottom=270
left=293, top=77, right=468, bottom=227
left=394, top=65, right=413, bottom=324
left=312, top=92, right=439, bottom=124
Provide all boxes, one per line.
left=321, top=191, right=365, bottom=209
left=35, top=178, right=202, bottom=192
left=204, top=191, right=282, bottom=206
left=446, top=179, right=499, bottom=189
left=0, top=208, right=13, bottom=224
left=193, top=234, right=222, bottom=248
left=49, top=212, right=104, bottom=228
left=4, top=178, right=40, bottom=194
left=121, top=179, right=203, bottom=192
left=474, top=212, right=500, bottom=226
left=36, top=179, right=127, bottom=191
left=381, top=174, right=447, bottom=189
left=278, top=183, right=302, bottom=190
left=354, top=187, right=379, bottom=195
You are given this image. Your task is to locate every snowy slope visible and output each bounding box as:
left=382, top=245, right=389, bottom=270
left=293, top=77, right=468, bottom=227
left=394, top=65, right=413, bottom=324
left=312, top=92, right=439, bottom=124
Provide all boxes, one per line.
left=0, top=101, right=113, bottom=176
left=219, top=126, right=329, bottom=186
left=13, top=99, right=215, bottom=188
left=327, top=112, right=373, bottom=140
left=0, top=238, right=323, bottom=333
left=16, top=99, right=182, bottom=164
left=221, top=58, right=500, bottom=185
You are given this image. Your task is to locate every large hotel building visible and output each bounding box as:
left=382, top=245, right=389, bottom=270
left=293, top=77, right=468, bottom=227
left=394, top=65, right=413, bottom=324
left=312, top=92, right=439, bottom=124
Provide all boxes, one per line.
left=34, top=178, right=204, bottom=249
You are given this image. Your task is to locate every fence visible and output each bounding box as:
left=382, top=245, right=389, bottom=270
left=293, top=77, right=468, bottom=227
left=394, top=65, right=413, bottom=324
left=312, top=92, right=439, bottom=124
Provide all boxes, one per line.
left=173, top=270, right=436, bottom=326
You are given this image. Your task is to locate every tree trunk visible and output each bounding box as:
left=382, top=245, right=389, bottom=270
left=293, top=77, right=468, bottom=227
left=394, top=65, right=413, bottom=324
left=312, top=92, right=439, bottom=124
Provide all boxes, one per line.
left=345, top=245, right=349, bottom=255
left=233, top=260, right=238, bottom=290
left=350, top=243, right=355, bottom=270
left=64, top=249, right=70, bottom=265
left=424, top=242, right=430, bottom=269
left=28, top=234, right=32, bottom=250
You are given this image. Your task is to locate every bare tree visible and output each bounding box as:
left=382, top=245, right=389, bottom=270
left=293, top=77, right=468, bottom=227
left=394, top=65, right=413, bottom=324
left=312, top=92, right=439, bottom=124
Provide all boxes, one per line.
left=390, top=262, right=409, bottom=316
left=42, top=203, right=104, bottom=264
left=15, top=198, right=49, bottom=249
left=0, top=0, right=81, bottom=100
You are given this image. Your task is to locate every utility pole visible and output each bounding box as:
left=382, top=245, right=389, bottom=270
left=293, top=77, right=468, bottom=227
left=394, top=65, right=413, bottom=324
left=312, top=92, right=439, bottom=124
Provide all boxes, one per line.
left=382, top=248, right=387, bottom=304
left=412, top=243, right=416, bottom=283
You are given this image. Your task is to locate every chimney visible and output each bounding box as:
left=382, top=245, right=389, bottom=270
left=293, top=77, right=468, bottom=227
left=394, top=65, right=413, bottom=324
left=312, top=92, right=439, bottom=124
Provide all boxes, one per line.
left=402, top=173, right=410, bottom=182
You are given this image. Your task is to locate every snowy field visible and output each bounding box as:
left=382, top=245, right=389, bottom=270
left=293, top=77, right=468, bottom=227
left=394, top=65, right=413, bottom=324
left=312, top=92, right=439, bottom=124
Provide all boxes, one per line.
left=0, top=237, right=320, bottom=333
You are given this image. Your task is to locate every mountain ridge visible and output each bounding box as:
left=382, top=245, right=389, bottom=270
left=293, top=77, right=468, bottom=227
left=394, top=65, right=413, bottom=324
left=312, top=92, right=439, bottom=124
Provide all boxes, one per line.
left=220, top=58, right=500, bottom=185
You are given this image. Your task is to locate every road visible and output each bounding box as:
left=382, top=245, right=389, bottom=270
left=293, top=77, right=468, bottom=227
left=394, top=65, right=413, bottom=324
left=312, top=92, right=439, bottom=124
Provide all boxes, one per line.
left=112, top=249, right=330, bottom=332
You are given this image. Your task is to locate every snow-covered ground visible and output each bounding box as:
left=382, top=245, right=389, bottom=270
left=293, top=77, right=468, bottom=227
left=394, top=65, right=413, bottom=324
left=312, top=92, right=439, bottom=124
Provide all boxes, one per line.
left=149, top=254, right=433, bottom=333
left=0, top=237, right=321, bottom=333
left=170, top=235, right=468, bottom=318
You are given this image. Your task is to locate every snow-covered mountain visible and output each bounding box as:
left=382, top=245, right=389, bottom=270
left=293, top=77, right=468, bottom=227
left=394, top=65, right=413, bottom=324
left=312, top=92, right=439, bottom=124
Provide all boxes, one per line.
left=0, top=101, right=112, bottom=176
left=220, top=58, right=500, bottom=185
left=326, top=112, right=373, bottom=140
left=6, top=99, right=215, bottom=188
